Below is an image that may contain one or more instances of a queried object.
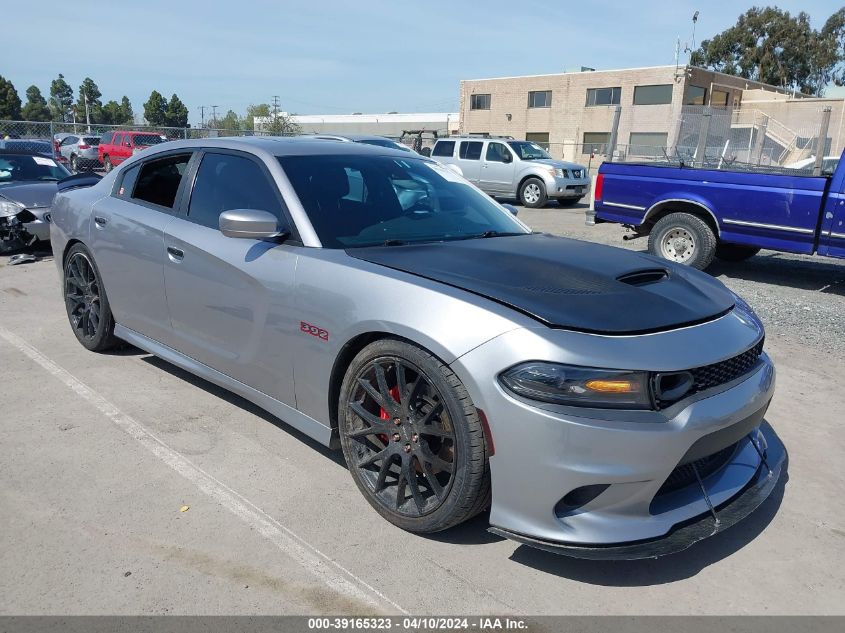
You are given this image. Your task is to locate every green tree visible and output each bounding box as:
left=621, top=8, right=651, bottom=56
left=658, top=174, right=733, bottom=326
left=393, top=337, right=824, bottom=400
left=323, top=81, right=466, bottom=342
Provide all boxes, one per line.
left=821, top=8, right=845, bottom=86
left=100, top=100, right=123, bottom=125
left=143, top=90, right=167, bottom=126
left=49, top=74, right=74, bottom=122
left=76, top=77, right=103, bottom=124
left=21, top=85, right=50, bottom=121
left=119, top=96, right=134, bottom=124
left=241, top=103, right=271, bottom=131
left=0, top=76, right=21, bottom=120
left=691, top=6, right=845, bottom=96
left=163, top=94, right=189, bottom=127
left=217, top=109, right=241, bottom=132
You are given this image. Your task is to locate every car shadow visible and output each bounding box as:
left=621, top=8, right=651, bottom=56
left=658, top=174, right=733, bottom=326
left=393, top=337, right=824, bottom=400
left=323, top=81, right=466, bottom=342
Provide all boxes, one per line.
left=709, top=252, right=845, bottom=295
left=139, top=354, right=347, bottom=468
left=506, top=454, right=789, bottom=586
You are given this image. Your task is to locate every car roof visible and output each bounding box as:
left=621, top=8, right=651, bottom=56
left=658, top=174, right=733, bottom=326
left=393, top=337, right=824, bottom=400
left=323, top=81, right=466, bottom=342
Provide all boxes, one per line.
left=134, top=136, right=421, bottom=158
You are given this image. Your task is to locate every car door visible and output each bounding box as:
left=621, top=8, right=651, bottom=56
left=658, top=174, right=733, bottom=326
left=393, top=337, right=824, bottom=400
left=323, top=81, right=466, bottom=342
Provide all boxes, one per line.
left=89, top=150, right=195, bottom=343
left=818, top=165, right=845, bottom=259
left=480, top=141, right=516, bottom=195
left=161, top=149, right=299, bottom=405
left=118, top=134, right=132, bottom=163
left=457, top=140, right=483, bottom=183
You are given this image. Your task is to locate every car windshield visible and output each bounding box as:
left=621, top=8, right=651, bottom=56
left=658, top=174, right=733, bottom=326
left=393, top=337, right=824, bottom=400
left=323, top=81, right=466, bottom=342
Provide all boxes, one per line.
left=133, top=134, right=166, bottom=146
left=0, top=155, right=70, bottom=182
left=278, top=154, right=529, bottom=248
left=507, top=141, right=551, bottom=160
left=356, top=139, right=413, bottom=152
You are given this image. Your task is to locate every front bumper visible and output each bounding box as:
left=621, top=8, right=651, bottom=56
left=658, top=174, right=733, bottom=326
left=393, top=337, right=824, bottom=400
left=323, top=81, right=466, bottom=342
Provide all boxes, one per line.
left=549, top=175, right=590, bottom=199
left=490, top=423, right=784, bottom=559
left=451, top=318, right=778, bottom=558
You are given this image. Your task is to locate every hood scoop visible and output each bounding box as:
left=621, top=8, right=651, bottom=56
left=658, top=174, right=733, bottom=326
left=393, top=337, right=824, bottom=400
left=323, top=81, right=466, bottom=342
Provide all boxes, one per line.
left=617, top=268, right=669, bottom=286
left=347, top=233, right=735, bottom=334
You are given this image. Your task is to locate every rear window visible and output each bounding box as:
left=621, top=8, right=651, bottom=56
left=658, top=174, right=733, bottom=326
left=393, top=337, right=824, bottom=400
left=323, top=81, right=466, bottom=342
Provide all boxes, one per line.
left=82, top=136, right=100, bottom=146
left=459, top=141, right=483, bottom=160
left=432, top=141, right=455, bottom=157
left=101, top=132, right=113, bottom=144
left=132, top=134, right=166, bottom=146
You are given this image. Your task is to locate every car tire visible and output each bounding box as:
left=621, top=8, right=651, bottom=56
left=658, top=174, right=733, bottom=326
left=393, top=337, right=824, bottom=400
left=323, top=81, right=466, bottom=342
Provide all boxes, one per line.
left=338, top=338, right=490, bottom=533
left=69, top=154, right=77, bottom=173
left=103, top=155, right=112, bottom=173
left=557, top=198, right=582, bottom=207
left=63, top=244, right=120, bottom=352
left=715, top=244, right=761, bottom=262
left=648, top=212, right=717, bottom=270
left=519, top=177, right=548, bottom=208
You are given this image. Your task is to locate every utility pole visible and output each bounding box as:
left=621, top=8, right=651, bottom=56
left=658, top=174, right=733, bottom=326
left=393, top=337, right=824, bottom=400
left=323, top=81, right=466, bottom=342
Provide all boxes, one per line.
left=210, top=105, right=219, bottom=128
left=198, top=105, right=208, bottom=128
left=84, top=93, right=91, bottom=132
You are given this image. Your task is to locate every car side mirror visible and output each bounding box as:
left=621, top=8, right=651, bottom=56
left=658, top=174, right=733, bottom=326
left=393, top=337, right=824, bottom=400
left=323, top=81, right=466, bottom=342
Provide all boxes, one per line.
left=501, top=153, right=512, bottom=164
left=219, top=209, right=288, bottom=240
left=501, top=203, right=518, bottom=216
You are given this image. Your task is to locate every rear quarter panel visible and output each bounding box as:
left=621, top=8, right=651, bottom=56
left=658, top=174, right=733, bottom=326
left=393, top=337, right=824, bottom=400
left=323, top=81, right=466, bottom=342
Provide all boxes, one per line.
left=596, top=163, right=828, bottom=254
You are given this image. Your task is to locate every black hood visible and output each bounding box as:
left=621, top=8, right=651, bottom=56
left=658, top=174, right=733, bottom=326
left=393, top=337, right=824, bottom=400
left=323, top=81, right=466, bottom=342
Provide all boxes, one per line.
left=0, top=182, right=58, bottom=208
left=347, top=233, right=735, bottom=334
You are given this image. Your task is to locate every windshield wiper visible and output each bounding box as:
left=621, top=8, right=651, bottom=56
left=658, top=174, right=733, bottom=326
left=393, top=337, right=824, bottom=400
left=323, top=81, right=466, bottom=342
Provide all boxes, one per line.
left=465, top=231, right=528, bottom=240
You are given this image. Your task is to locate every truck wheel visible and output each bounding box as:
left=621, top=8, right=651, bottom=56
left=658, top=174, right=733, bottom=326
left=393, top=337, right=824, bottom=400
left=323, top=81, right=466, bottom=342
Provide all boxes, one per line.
left=338, top=338, right=490, bottom=533
left=103, top=156, right=112, bottom=173
left=648, top=212, right=716, bottom=270
left=716, top=244, right=761, bottom=262
left=519, top=178, right=548, bottom=208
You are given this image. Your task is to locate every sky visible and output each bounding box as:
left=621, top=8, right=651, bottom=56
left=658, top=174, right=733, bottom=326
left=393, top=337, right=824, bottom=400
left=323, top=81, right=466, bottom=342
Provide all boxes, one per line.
left=5, top=0, right=844, bottom=126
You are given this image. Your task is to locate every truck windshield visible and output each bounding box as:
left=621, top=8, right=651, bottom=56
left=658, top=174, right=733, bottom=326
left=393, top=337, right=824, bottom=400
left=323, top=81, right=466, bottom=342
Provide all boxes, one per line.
left=507, top=141, right=551, bottom=160
left=278, top=155, right=529, bottom=248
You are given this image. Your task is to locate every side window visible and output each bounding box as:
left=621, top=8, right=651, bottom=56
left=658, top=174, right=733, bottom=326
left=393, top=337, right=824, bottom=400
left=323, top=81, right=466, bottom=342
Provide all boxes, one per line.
left=485, top=142, right=510, bottom=162
left=459, top=141, right=482, bottom=160
left=188, top=152, right=282, bottom=229
left=432, top=141, right=455, bottom=157
left=115, top=164, right=140, bottom=199
left=62, top=136, right=77, bottom=146
left=113, top=134, right=123, bottom=146
left=132, top=153, right=192, bottom=209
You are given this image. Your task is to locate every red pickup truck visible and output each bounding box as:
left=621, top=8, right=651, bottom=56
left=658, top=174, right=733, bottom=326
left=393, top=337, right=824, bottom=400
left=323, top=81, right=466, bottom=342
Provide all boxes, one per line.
left=99, top=131, right=168, bottom=172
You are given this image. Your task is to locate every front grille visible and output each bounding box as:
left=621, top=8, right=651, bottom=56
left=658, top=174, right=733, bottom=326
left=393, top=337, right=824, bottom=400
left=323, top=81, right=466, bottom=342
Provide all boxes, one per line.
left=657, top=442, right=738, bottom=496
left=689, top=339, right=764, bottom=393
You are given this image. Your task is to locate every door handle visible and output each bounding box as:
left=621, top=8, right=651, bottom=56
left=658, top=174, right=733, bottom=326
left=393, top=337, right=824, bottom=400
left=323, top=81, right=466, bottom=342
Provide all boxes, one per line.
left=167, top=246, right=184, bottom=262
left=94, top=216, right=107, bottom=227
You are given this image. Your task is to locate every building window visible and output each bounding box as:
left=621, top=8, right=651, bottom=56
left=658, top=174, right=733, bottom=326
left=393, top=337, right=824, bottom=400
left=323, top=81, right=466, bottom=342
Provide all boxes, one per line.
left=685, top=86, right=707, bottom=106
left=470, top=94, right=491, bottom=110
left=526, top=132, right=550, bottom=149
left=628, top=132, right=669, bottom=156
left=711, top=89, right=730, bottom=107
left=583, top=132, right=611, bottom=154
left=585, top=87, right=621, bottom=106
left=528, top=90, right=552, bottom=108
left=633, top=84, right=673, bottom=105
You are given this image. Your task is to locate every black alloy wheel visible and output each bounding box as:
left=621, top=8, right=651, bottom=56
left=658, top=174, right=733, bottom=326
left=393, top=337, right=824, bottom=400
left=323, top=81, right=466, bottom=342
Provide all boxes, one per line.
left=63, top=244, right=119, bottom=352
left=338, top=339, right=490, bottom=533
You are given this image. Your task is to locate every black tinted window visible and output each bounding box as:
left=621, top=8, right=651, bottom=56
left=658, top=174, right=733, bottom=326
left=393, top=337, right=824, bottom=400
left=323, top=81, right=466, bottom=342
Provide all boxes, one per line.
left=432, top=141, right=455, bottom=157
left=132, top=154, right=191, bottom=209
left=459, top=141, right=482, bottom=160
left=485, top=142, right=511, bottom=162
left=188, top=153, right=282, bottom=229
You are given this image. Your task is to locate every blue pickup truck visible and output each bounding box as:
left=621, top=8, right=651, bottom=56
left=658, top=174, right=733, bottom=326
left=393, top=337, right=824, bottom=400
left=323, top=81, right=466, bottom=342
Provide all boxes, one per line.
left=588, top=150, right=845, bottom=269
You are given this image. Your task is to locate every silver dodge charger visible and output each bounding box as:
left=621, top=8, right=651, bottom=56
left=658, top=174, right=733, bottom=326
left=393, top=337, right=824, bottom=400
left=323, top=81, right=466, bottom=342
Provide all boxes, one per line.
left=50, top=137, right=784, bottom=559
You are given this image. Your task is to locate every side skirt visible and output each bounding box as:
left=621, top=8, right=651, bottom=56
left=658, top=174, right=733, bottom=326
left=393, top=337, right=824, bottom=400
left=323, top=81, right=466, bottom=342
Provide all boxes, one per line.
left=114, top=324, right=333, bottom=447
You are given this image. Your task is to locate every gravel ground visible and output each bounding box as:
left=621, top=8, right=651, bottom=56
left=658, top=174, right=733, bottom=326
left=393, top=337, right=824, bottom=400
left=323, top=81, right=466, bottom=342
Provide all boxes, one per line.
left=516, top=202, right=845, bottom=356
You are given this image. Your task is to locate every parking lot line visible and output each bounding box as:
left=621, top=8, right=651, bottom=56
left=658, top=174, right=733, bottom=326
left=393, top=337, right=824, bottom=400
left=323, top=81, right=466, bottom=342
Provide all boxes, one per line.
left=0, top=326, right=407, bottom=615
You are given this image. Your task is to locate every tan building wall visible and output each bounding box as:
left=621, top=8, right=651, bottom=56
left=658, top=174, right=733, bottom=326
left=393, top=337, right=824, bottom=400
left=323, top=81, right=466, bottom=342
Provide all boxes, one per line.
left=459, top=65, right=843, bottom=161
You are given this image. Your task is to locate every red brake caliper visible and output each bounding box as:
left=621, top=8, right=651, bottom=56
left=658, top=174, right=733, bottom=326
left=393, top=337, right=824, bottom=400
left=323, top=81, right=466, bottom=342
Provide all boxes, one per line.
left=378, top=386, right=402, bottom=444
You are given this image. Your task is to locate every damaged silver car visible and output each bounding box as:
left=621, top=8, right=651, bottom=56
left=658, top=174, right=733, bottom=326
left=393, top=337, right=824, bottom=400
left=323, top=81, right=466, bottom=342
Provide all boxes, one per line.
left=0, top=150, right=69, bottom=253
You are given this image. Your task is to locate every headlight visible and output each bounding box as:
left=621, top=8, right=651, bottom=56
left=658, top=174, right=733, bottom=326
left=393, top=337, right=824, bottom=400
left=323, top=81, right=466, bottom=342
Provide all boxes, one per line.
left=499, top=362, right=652, bottom=409
left=0, top=199, right=24, bottom=218
left=554, top=168, right=566, bottom=177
